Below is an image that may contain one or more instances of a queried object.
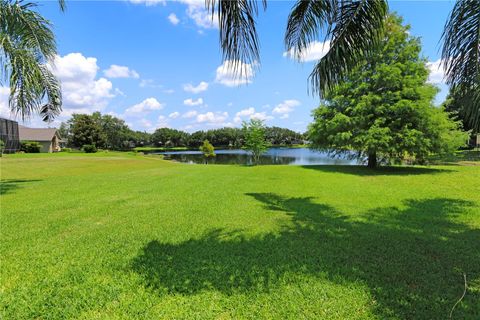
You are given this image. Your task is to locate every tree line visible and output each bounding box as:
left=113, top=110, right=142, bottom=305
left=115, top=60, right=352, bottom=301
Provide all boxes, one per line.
left=58, top=112, right=305, bottom=150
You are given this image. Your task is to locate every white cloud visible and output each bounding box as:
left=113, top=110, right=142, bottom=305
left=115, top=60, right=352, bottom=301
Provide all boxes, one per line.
left=280, top=114, right=289, bottom=119
left=196, top=111, right=228, bottom=124
left=272, top=99, right=301, bottom=115
left=104, top=65, right=139, bottom=79
left=49, top=53, right=115, bottom=113
left=183, top=81, right=208, bottom=93
left=139, top=79, right=162, bottom=88
left=168, top=13, right=180, bottom=25
left=180, top=0, right=218, bottom=29
left=182, top=110, right=198, bottom=118
left=426, top=59, right=445, bottom=84
left=233, top=107, right=273, bottom=123
left=234, top=107, right=255, bottom=123
left=129, top=0, right=165, bottom=6
left=250, top=112, right=273, bottom=122
left=125, top=97, right=164, bottom=115
left=215, top=60, right=255, bottom=87
left=184, top=97, right=203, bottom=106
left=284, top=41, right=331, bottom=62
left=169, top=111, right=180, bottom=119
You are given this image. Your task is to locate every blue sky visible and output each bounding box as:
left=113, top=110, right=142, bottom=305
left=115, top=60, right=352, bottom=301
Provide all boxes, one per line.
left=1, top=0, right=454, bottom=132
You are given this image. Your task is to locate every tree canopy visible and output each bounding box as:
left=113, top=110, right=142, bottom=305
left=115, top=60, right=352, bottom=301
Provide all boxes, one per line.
left=243, top=118, right=269, bottom=164
left=308, top=14, right=467, bottom=168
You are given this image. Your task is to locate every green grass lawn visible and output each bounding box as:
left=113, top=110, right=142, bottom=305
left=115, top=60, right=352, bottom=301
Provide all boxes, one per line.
left=1, top=152, right=479, bottom=319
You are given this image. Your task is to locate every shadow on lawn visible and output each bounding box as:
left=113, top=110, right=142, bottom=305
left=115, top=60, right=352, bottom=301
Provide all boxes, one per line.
left=300, top=165, right=455, bottom=176
left=132, top=194, right=479, bottom=319
left=0, top=179, right=42, bottom=195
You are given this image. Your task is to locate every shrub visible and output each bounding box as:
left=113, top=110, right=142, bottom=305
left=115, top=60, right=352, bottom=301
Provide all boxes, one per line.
left=82, top=144, right=97, bottom=153
left=20, top=141, right=41, bottom=153
left=61, top=147, right=72, bottom=152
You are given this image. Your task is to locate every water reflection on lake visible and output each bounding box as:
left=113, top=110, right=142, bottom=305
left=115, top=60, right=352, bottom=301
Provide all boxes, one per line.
left=158, top=148, right=362, bottom=165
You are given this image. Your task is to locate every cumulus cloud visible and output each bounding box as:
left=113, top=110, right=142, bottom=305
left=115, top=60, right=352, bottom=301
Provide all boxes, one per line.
left=49, top=53, right=115, bottom=113
left=104, top=65, right=140, bottom=79
left=196, top=111, right=228, bottom=124
left=215, top=60, right=255, bottom=87
left=184, top=97, right=203, bottom=106
left=183, top=81, right=208, bottom=93
left=169, top=111, right=180, bottom=119
left=426, top=59, right=445, bottom=84
left=168, top=13, right=180, bottom=25
left=180, top=0, right=218, bottom=29
left=283, top=41, right=331, bottom=62
left=182, top=110, right=198, bottom=118
left=234, top=107, right=273, bottom=123
left=234, top=107, right=255, bottom=123
left=125, top=97, right=164, bottom=115
left=272, top=99, right=301, bottom=115
left=250, top=112, right=273, bottom=122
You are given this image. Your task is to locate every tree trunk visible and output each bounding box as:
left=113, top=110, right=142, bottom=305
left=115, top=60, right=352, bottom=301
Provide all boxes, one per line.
left=367, top=152, right=377, bottom=168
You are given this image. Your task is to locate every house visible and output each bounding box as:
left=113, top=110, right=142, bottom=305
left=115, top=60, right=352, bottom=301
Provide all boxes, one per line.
left=18, top=125, right=63, bottom=153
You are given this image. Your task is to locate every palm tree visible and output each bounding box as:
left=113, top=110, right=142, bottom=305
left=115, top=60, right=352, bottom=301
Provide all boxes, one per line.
left=441, top=0, right=480, bottom=132
left=207, top=0, right=478, bottom=122
left=0, top=0, right=65, bottom=122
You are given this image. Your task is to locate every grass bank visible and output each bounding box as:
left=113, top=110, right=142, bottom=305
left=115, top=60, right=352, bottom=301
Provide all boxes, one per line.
left=1, top=152, right=479, bottom=319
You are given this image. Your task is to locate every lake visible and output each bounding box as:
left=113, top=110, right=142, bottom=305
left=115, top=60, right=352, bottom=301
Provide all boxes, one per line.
left=158, top=147, right=362, bottom=165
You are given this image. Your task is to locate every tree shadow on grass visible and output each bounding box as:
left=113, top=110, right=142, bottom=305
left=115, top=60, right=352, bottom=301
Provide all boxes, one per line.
left=0, top=179, right=42, bottom=195
left=132, top=194, right=479, bottom=319
left=300, top=165, right=454, bottom=176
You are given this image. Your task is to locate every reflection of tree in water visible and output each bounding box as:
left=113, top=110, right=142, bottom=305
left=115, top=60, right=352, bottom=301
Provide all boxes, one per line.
left=167, top=153, right=298, bottom=165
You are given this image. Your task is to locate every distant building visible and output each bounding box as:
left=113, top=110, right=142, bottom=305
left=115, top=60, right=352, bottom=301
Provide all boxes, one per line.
left=18, top=125, right=63, bottom=153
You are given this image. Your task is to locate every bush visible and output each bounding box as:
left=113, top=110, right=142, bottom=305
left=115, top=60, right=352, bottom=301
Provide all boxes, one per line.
left=82, top=144, right=97, bottom=153
left=21, top=141, right=41, bottom=153
left=61, top=147, right=72, bottom=152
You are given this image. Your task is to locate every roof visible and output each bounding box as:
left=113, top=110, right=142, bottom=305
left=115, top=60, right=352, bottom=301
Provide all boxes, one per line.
left=18, top=125, right=60, bottom=142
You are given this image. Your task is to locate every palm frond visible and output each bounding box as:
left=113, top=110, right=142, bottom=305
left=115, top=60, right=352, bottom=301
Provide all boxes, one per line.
left=285, top=0, right=335, bottom=60
left=441, top=0, right=480, bottom=88
left=0, top=0, right=57, bottom=61
left=0, top=0, right=63, bottom=121
left=38, top=64, right=62, bottom=122
left=441, top=0, right=479, bottom=131
left=308, top=0, right=388, bottom=97
left=206, top=0, right=266, bottom=76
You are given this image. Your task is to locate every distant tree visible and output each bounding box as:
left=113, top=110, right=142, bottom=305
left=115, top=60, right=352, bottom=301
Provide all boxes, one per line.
left=0, top=139, right=4, bottom=157
left=151, top=128, right=188, bottom=147
left=68, top=114, right=106, bottom=148
left=265, top=126, right=304, bottom=145
left=308, top=14, right=467, bottom=168
left=243, top=119, right=269, bottom=165
left=199, top=140, right=215, bottom=164
left=58, top=122, right=70, bottom=144
left=91, top=112, right=131, bottom=150
left=443, top=86, right=479, bottom=134
left=128, top=130, right=151, bottom=148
